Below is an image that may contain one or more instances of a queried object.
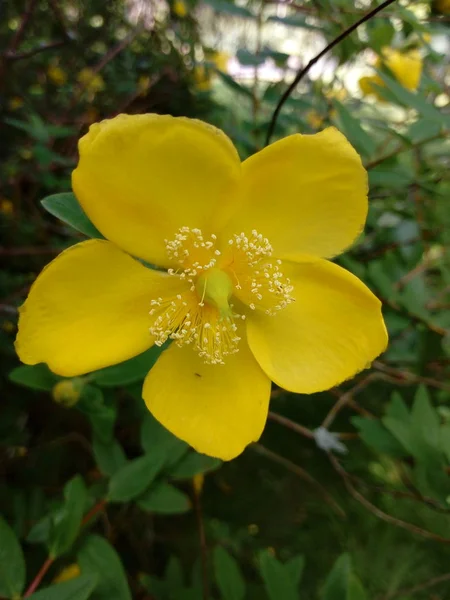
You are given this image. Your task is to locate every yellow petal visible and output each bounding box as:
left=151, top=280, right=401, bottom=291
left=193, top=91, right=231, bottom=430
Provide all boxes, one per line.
left=142, top=339, right=271, bottom=460
left=246, top=259, right=388, bottom=394
left=16, top=240, right=186, bottom=377
left=359, top=75, right=386, bottom=101
left=72, top=114, right=241, bottom=267
left=382, top=48, right=422, bottom=91
left=222, top=128, right=367, bottom=262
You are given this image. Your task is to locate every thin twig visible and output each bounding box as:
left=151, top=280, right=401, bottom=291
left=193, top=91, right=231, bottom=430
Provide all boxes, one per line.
left=23, top=556, right=54, bottom=598
left=321, top=373, right=398, bottom=429
left=265, top=0, right=399, bottom=145
left=268, top=411, right=314, bottom=439
left=193, top=482, right=209, bottom=600
left=378, top=572, right=450, bottom=599
left=329, top=454, right=450, bottom=544
left=252, top=443, right=346, bottom=518
left=365, top=133, right=443, bottom=170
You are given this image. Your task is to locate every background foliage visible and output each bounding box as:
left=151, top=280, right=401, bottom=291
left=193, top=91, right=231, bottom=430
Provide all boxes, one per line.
left=1, top=0, right=450, bottom=598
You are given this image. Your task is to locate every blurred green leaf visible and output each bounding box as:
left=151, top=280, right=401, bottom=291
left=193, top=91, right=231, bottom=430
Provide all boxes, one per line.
left=138, top=482, right=191, bottom=514
left=49, top=475, right=87, bottom=558
left=258, top=551, right=299, bottom=600
left=169, top=451, right=221, bottom=479
left=203, top=0, right=255, bottom=17
left=29, top=574, right=98, bottom=600
left=321, top=553, right=367, bottom=600
left=92, top=346, right=161, bottom=387
left=108, top=452, right=166, bottom=502
left=213, top=546, right=246, bottom=600
left=332, top=101, right=376, bottom=157
left=140, top=413, right=188, bottom=465
left=411, top=385, right=440, bottom=450
left=77, top=386, right=115, bottom=443
left=285, top=555, right=305, bottom=588
left=375, top=71, right=445, bottom=123
left=92, top=437, right=127, bottom=477
left=0, top=516, right=26, bottom=599
left=41, top=193, right=103, bottom=238
left=78, top=535, right=132, bottom=600
left=352, top=417, right=406, bottom=457
left=9, top=364, right=60, bottom=392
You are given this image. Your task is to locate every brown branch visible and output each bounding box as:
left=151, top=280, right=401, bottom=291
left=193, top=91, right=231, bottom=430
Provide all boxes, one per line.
left=329, top=454, right=450, bottom=544
left=252, top=443, right=346, bottom=518
left=265, top=0, right=399, bottom=144
left=4, top=40, right=67, bottom=61
left=364, top=133, right=443, bottom=170
left=267, top=411, right=314, bottom=439
left=24, top=556, right=54, bottom=598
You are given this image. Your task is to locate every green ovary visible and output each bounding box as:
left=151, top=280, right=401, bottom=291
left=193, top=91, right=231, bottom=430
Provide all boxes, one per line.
left=195, top=268, right=234, bottom=318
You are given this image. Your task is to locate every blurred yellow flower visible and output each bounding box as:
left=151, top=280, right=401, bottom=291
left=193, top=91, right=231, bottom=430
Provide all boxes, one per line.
left=359, top=47, right=422, bottom=101
left=173, top=0, right=188, bottom=17
left=193, top=65, right=212, bottom=91
left=8, top=97, right=24, bottom=111
left=53, top=564, right=81, bottom=583
left=77, top=68, right=105, bottom=94
left=16, top=114, right=387, bottom=460
left=0, top=198, right=14, bottom=215
left=47, top=65, right=67, bottom=86
left=306, top=110, right=324, bottom=129
left=137, top=75, right=151, bottom=96
left=194, top=53, right=229, bottom=91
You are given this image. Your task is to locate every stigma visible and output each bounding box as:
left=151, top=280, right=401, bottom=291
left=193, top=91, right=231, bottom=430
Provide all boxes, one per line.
left=149, top=226, right=294, bottom=364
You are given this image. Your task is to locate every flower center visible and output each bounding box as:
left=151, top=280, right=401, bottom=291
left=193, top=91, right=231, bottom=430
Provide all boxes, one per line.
left=149, top=227, right=294, bottom=364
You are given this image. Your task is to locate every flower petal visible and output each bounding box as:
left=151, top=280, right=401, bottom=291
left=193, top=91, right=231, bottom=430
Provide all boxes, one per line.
left=16, top=240, right=186, bottom=377
left=72, top=114, right=241, bottom=267
left=246, top=259, right=388, bottom=394
left=221, top=128, right=367, bottom=261
left=142, top=339, right=271, bottom=460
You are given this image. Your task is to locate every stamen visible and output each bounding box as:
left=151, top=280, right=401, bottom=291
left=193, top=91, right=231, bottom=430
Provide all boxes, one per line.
left=149, top=226, right=294, bottom=365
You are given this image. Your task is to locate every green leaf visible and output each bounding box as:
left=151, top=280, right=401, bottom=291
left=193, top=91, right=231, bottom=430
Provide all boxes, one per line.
left=77, top=386, right=115, bottom=443
left=332, top=101, right=377, bottom=157
left=78, top=535, right=132, bottom=600
left=266, top=14, right=326, bottom=31
left=411, top=385, right=440, bottom=450
left=9, top=364, right=60, bottom=392
left=285, top=555, right=305, bottom=588
left=213, top=546, right=246, bottom=600
left=258, top=551, right=299, bottom=600
left=169, top=451, right=221, bottom=479
left=375, top=70, right=444, bottom=122
left=347, top=573, right=368, bottom=600
left=0, top=517, right=26, bottom=599
left=140, top=413, right=188, bottom=465
left=108, top=452, right=166, bottom=502
left=92, top=437, right=127, bottom=477
left=215, top=70, right=253, bottom=98
left=41, top=193, right=103, bottom=238
left=138, top=482, right=191, bottom=514
left=49, top=475, right=87, bottom=558
left=321, top=553, right=353, bottom=600
left=351, top=417, right=406, bottom=457
left=29, top=574, right=98, bottom=600
left=92, top=346, right=162, bottom=387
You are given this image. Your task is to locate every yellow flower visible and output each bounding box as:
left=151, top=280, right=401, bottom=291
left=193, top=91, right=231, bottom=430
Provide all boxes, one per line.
left=0, top=198, right=14, bottom=215
left=15, top=114, right=388, bottom=460
left=359, top=47, right=422, bottom=101
left=193, top=65, right=212, bottom=91
left=193, top=473, right=204, bottom=495
left=173, top=0, right=188, bottom=17
left=306, top=110, right=324, bottom=129
left=8, top=96, right=24, bottom=110
left=47, top=65, right=67, bottom=86
left=53, top=564, right=81, bottom=583
left=137, top=75, right=151, bottom=95
left=210, top=51, right=229, bottom=73
left=77, top=68, right=105, bottom=94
